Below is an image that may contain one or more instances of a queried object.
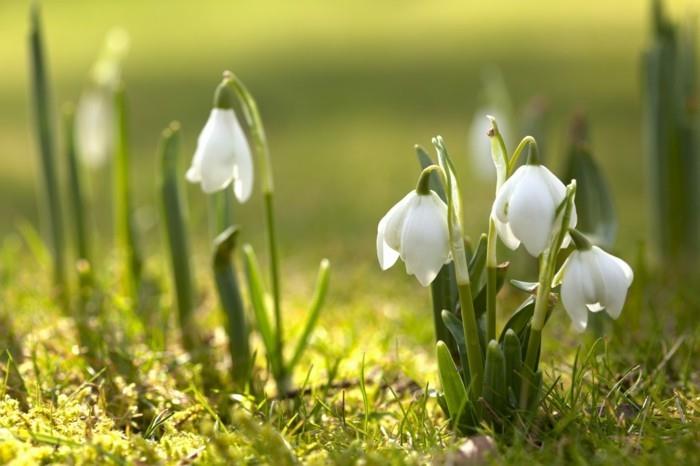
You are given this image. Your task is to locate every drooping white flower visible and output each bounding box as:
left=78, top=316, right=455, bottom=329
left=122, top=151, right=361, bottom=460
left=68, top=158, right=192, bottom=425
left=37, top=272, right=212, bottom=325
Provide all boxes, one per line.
left=186, top=77, right=254, bottom=202
left=491, top=163, right=577, bottom=256
left=377, top=190, right=451, bottom=287
left=557, top=241, right=633, bottom=332
left=75, top=88, right=113, bottom=168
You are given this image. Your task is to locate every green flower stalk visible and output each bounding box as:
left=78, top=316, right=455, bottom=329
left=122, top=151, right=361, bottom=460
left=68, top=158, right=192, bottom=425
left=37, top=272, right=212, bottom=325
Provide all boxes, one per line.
left=28, top=4, right=68, bottom=309
left=113, top=85, right=142, bottom=302
left=159, top=123, right=197, bottom=351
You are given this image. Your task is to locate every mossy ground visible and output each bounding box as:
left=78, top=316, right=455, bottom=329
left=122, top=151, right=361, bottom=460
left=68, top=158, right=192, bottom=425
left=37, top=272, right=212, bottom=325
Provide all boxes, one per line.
left=0, top=232, right=698, bottom=466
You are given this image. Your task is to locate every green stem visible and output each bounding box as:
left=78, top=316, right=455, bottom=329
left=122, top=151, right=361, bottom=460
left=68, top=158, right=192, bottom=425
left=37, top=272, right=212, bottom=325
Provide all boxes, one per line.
left=486, top=219, right=498, bottom=342
left=113, top=85, right=141, bottom=302
left=519, top=183, right=577, bottom=409
left=507, top=136, right=538, bottom=175
left=457, top=282, right=484, bottom=400
left=29, top=6, right=68, bottom=309
left=225, top=73, right=284, bottom=382
left=264, top=191, right=284, bottom=376
left=62, top=106, right=92, bottom=274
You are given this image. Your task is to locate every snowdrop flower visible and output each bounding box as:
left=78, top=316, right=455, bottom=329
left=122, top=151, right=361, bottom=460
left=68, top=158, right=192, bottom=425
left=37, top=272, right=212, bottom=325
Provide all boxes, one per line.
left=558, top=229, right=633, bottom=332
left=491, top=159, right=577, bottom=256
left=376, top=170, right=451, bottom=286
left=186, top=74, right=254, bottom=202
left=75, top=88, right=113, bottom=168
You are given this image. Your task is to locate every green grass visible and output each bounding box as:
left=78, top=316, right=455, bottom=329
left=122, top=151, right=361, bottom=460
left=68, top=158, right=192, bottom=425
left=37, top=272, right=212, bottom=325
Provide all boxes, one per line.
left=0, top=230, right=698, bottom=464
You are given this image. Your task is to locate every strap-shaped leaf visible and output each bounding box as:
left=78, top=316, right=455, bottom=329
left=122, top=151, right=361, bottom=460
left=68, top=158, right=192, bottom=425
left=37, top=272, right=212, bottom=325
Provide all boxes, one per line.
left=288, top=259, right=331, bottom=371
left=436, top=341, right=469, bottom=425
left=482, top=340, right=507, bottom=421
left=498, top=296, right=535, bottom=343
left=503, top=329, right=522, bottom=407
left=242, top=244, right=278, bottom=374
left=441, top=310, right=469, bottom=384
left=468, top=234, right=487, bottom=296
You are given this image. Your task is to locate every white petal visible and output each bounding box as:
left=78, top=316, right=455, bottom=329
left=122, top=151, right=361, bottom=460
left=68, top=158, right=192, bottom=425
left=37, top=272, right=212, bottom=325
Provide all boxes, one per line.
left=229, top=113, right=254, bottom=202
left=493, top=216, right=520, bottom=250
left=196, top=109, right=241, bottom=193
left=186, top=110, right=217, bottom=183
left=507, top=167, right=556, bottom=256
left=593, top=247, right=633, bottom=319
left=399, top=193, right=450, bottom=287
left=376, top=207, right=400, bottom=271
left=383, top=192, right=416, bottom=252
left=75, top=89, right=113, bottom=168
left=491, top=165, right=526, bottom=224
left=561, top=253, right=589, bottom=332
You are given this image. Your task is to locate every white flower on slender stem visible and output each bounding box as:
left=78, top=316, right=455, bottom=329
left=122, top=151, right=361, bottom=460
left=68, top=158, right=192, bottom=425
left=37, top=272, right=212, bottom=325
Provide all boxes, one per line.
left=75, top=88, right=113, bottom=168
left=491, top=159, right=577, bottom=256
left=377, top=168, right=451, bottom=286
left=186, top=73, right=254, bottom=202
left=557, top=229, right=633, bottom=332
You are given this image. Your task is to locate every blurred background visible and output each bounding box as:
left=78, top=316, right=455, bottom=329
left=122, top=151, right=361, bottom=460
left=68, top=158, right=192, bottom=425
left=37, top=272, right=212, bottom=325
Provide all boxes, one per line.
left=0, top=0, right=694, bottom=274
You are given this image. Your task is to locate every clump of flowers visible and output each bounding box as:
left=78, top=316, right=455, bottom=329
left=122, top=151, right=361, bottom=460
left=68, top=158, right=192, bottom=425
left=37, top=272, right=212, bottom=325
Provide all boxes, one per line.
left=376, top=118, right=633, bottom=432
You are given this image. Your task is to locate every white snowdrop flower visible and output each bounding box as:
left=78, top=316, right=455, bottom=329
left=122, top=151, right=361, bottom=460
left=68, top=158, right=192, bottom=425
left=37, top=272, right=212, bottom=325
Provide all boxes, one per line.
left=75, top=88, right=113, bottom=168
left=558, top=230, right=633, bottom=332
left=186, top=75, right=254, bottom=202
left=377, top=180, right=451, bottom=287
left=491, top=162, right=577, bottom=256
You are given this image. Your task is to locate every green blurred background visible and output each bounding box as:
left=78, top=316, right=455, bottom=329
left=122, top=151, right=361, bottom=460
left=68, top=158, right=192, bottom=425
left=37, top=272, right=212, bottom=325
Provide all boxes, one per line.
left=1, top=0, right=691, bottom=271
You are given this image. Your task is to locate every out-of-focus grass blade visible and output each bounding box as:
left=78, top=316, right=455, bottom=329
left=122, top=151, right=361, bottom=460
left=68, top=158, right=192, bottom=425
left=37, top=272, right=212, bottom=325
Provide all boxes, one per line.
left=213, top=227, right=251, bottom=388
left=288, top=259, right=330, bottom=371
left=28, top=4, right=67, bottom=308
left=242, top=244, right=278, bottom=373
left=158, top=122, right=197, bottom=351
left=62, top=105, right=92, bottom=280
left=436, top=341, right=468, bottom=425
left=113, top=85, right=142, bottom=301
left=562, top=115, right=617, bottom=248
left=643, top=0, right=699, bottom=264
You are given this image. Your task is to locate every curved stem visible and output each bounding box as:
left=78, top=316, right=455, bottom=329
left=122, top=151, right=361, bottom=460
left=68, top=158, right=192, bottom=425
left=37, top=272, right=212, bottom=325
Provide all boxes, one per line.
left=507, top=136, right=538, bottom=175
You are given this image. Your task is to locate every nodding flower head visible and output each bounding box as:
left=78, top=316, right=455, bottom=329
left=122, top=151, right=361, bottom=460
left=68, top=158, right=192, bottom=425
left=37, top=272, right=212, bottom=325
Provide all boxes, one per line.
left=557, top=230, right=633, bottom=332
left=186, top=73, right=254, bottom=202
left=377, top=187, right=451, bottom=287
left=491, top=162, right=577, bottom=256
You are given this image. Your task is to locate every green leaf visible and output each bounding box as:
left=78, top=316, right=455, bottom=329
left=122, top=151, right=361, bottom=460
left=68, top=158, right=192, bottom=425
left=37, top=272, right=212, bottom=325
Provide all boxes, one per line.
left=288, top=259, right=331, bottom=371
left=509, top=279, right=538, bottom=293
left=503, top=329, right=522, bottom=407
left=499, top=296, right=535, bottom=343
left=212, top=227, right=251, bottom=388
left=482, top=340, right=507, bottom=422
left=159, top=122, right=196, bottom=351
left=441, top=310, right=469, bottom=384
left=436, top=341, right=468, bottom=425
left=242, top=244, right=278, bottom=374
left=467, top=234, right=487, bottom=296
